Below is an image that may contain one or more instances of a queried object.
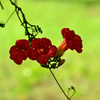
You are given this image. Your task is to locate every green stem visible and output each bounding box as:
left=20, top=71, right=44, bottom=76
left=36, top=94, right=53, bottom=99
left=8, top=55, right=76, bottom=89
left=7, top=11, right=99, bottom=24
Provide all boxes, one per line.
left=49, top=68, right=71, bottom=100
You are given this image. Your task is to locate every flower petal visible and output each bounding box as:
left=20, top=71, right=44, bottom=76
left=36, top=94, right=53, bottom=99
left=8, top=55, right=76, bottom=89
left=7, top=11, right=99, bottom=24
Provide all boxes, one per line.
left=61, top=28, right=75, bottom=41
left=48, top=45, right=57, bottom=57
left=9, top=46, right=23, bottom=59
left=28, top=48, right=39, bottom=60
left=15, top=39, right=30, bottom=57
left=41, top=38, right=51, bottom=48
left=16, top=39, right=30, bottom=50
left=72, top=35, right=83, bottom=53
left=9, top=45, right=17, bottom=54
left=31, top=38, right=41, bottom=49
left=14, top=56, right=23, bottom=65
left=37, top=54, right=50, bottom=64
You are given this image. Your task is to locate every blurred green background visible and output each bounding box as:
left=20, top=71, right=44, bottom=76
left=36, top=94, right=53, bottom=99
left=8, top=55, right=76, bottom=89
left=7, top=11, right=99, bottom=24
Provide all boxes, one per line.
left=0, top=0, right=100, bottom=100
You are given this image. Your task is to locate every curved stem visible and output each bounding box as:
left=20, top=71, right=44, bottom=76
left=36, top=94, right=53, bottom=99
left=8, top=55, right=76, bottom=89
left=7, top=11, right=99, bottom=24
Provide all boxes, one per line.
left=10, top=0, right=25, bottom=28
left=69, top=90, right=76, bottom=99
left=10, top=0, right=31, bottom=41
left=14, top=0, right=25, bottom=28
left=49, top=68, right=71, bottom=100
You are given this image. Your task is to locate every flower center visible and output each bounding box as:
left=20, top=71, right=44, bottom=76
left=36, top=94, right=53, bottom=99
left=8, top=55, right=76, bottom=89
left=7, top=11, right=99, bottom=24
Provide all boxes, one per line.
left=22, top=49, right=25, bottom=52
left=37, top=48, right=44, bottom=54
left=40, top=48, right=44, bottom=52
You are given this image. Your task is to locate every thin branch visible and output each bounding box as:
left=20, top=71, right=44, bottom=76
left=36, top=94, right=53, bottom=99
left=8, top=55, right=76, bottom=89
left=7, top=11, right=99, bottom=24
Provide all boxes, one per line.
left=0, top=0, right=4, bottom=9
left=69, top=90, right=76, bottom=99
left=5, top=10, right=15, bottom=24
left=10, top=0, right=25, bottom=28
left=10, top=0, right=42, bottom=41
left=49, top=68, right=71, bottom=100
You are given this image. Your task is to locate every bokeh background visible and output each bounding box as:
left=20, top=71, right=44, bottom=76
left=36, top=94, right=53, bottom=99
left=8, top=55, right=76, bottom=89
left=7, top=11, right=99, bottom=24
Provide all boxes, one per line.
left=0, top=0, right=100, bottom=100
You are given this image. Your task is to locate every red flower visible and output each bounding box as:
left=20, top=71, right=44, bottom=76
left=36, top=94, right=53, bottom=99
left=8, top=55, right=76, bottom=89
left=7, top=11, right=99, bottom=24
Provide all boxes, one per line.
left=55, top=28, right=83, bottom=58
left=29, top=38, right=57, bottom=64
left=61, top=28, right=83, bottom=53
left=9, top=39, right=30, bottom=64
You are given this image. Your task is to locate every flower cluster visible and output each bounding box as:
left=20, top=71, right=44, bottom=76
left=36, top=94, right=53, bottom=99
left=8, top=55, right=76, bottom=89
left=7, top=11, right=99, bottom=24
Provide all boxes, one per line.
left=9, top=28, right=83, bottom=68
left=9, top=38, right=57, bottom=65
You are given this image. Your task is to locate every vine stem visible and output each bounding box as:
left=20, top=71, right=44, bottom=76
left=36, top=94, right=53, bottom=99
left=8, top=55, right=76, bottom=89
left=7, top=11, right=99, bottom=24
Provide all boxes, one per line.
left=5, top=10, right=15, bottom=24
left=0, top=0, right=4, bottom=9
left=13, top=0, right=25, bottom=28
left=11, top=0, right=32, bottom=41
left=49, top=68, right=71, bottom=100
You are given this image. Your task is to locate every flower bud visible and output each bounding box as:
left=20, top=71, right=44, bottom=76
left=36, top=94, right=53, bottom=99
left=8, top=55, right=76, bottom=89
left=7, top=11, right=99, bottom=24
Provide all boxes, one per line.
left=41, top=64, right=48, bottom=68
left=51, top=63, right=56, bottom=69
left=58, top=59, right=65, bottom=66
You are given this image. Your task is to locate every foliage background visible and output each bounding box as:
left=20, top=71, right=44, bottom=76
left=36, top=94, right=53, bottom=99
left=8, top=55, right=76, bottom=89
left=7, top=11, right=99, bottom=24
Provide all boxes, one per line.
left=0, top=0, right=100, bottom=100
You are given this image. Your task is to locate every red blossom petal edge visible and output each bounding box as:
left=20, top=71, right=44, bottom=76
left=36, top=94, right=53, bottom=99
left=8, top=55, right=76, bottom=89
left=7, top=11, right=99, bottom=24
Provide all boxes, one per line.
left=37, top=54, right=50, bottom=64
left=29, top=38, right=57, bottom=64
left=9, top=39, right=30, bottom=65
left=61, top=28, right=83, bottom=53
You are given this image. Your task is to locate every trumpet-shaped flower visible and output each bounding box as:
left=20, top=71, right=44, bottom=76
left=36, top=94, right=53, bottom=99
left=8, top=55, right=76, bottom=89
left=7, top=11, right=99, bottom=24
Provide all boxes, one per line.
left=55, top=28, right=83, bottom=58
left=29, top=38, right=57, bottom=64
left=9, top=39, right=30, bottom=64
